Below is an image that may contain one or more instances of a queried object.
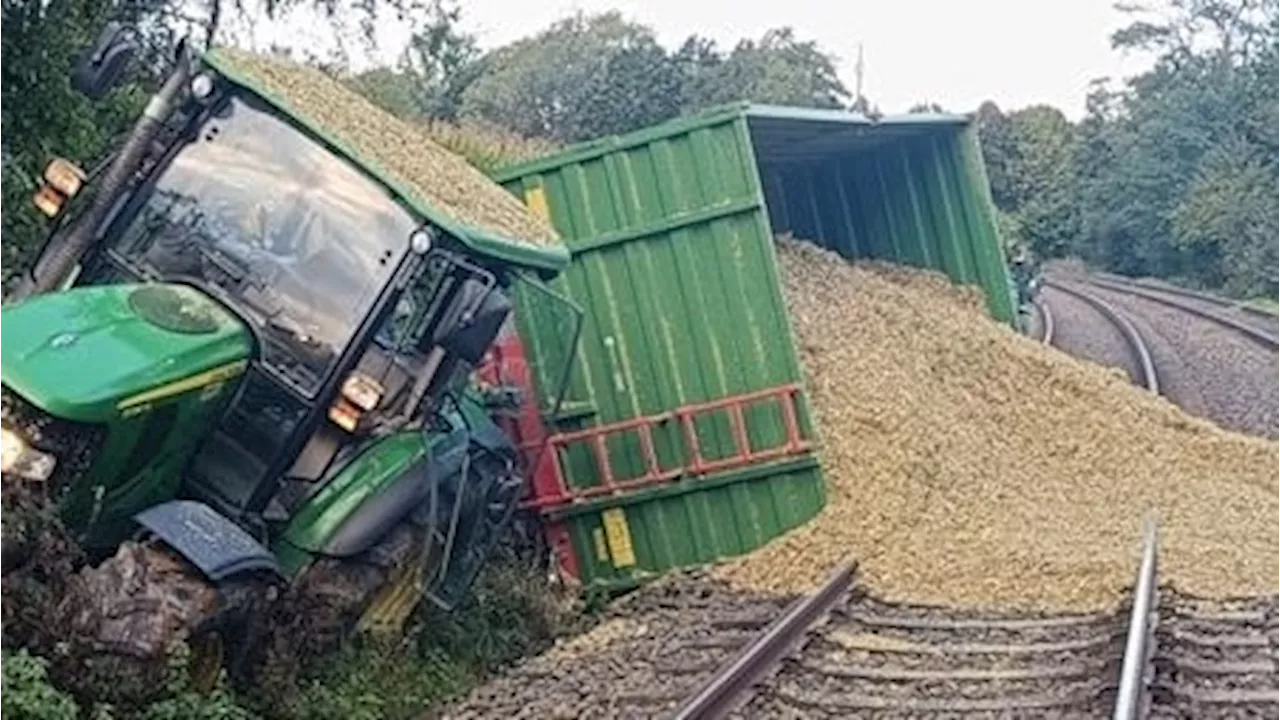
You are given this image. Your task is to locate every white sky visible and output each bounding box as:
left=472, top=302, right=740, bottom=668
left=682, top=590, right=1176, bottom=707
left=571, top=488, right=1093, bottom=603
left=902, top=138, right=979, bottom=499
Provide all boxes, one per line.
left=241, top=0, right=1159, bottom=120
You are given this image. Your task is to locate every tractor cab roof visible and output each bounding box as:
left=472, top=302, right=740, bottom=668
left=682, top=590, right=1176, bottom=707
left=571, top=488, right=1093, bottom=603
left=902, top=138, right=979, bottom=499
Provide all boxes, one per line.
left=201, top=48, right=568, bottom=276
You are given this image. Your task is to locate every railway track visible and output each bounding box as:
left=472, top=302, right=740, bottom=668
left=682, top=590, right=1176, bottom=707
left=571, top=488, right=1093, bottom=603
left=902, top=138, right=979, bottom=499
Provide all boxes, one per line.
left=1086, top=276, right=1278, bottom=351
left=672, top=519, right=1279, bottom=720
left=1042, top=279, right=1159, bottom=393
left=1031, top=297, right=1055, bottom=345
left=1151, top=591, right=1279, bottom=718
left=1065, top=272, right=1278, bottom=438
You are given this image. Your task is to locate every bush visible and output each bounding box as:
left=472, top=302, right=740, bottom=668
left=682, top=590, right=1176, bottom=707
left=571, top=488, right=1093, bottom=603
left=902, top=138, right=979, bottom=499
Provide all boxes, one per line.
left=2, top=650, right=79, bottom=720
left=260, top=557, right=579, bottom=720
left=419, top=557, right=580, bottom=674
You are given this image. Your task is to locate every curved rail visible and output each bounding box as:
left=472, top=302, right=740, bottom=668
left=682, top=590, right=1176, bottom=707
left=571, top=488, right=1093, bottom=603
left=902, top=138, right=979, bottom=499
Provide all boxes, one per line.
left=1044, top=280, right=1160, bottom=394
left=670, top=562, right=856, bottom=720
left=1096, top=272, right=1279, bottom=324
left=1034, top=297, right=1055, bottom=345
left=1087, top=277, right=1278, bottom=350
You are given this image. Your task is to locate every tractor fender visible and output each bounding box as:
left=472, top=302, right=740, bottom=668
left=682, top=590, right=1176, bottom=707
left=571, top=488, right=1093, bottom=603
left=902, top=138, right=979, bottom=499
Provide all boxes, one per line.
left=134, top=500, right=281, bottom=582
left=288, top=400, right=513, bottom=561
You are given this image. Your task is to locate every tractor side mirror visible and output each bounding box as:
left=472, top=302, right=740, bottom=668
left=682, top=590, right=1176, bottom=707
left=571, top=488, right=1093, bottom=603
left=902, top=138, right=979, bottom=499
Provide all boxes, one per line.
left=72, top=23, right=141, bottom=100
left=432, top=280, right=512, bottom=365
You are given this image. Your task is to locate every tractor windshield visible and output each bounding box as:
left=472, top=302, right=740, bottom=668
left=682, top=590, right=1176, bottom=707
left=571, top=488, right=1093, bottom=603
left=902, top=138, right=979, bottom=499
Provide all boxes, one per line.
left=105, top=93, right=416, bottom=395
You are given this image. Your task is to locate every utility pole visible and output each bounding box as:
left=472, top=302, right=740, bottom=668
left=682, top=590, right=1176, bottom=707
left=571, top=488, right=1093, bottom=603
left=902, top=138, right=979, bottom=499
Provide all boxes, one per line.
left=855, top=42, right=865, bottom=103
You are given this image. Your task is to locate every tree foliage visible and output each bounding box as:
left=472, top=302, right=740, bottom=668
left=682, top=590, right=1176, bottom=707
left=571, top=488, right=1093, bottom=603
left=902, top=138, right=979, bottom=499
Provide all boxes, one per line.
left=973, top=103, right=1080, bottom=257
left=676, top=28, right=849, bottom=111
left=457, top=13, right=672, bottom=142
left=456, top=14, right=847, bottom=143
left=0, top=0, right=162, bottom=279
left=975, top=0, right=1277, bottom=297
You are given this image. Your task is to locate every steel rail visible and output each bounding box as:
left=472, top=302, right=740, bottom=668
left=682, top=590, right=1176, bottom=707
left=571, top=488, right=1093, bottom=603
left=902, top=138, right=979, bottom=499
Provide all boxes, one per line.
left=1113, top=513, right=1161, bottom=720
left=1095, top=272, right=1280, bottom=324
left=1087, top=277, right=1278, bottom=350
left=1033, top=297, right=1055, bottom=345
left=669, top=561, right=856, bottom=720
left=669, top=518, right=1163, bottom=720
left=1044, top=280, right=1160, bottom=394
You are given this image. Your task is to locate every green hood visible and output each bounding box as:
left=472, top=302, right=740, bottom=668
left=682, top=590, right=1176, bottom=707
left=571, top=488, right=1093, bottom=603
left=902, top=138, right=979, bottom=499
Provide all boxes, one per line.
left=2, top=284, right=253, bottom=422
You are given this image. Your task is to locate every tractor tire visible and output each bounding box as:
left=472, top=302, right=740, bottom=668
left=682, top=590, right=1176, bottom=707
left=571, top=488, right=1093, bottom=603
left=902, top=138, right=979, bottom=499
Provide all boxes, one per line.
left=255, top=520, right=425, bottom=695
left=59, top=540, right=268, bottom=705
left=273, top=520, right=422, bottom=659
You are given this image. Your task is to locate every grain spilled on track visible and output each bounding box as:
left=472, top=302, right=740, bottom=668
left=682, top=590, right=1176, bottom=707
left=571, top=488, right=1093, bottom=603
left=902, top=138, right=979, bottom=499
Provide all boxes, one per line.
left=712, top=238, right=1278, bottom=613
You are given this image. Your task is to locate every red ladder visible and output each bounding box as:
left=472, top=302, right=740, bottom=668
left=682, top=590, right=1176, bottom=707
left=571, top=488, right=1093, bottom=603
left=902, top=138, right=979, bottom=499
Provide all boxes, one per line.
left=524, top=383, right=813, bottom=510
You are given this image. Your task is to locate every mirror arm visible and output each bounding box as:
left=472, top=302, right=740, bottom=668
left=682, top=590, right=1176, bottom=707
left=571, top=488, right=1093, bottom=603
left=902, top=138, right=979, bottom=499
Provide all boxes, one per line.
left=15, top=47, right=194, bottom=299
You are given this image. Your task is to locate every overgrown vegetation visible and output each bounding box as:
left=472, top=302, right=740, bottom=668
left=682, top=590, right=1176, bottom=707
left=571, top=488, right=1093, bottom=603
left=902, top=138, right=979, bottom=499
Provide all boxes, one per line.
left=973, top=0, right=1277, bottom=299
left=2, top=525, right=581, bottom=719
left=417, top=120, right=560, bottom=175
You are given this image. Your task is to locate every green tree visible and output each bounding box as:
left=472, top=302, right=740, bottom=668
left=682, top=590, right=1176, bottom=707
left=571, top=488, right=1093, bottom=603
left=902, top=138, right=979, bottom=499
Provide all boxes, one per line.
left=1109, top=0, right=1275, bottom=66
left=0, top=0, right=161, bottom=281
left=907, top=101, right=946, bottom=113
left=1172, top=138, right=1279, bottom=294
left=402, top=0, right=482, bottom=120
left=459, top=12, right=679, bottom=142
left=974, top=101, right=1018, bottom=212
left=346, top=66, right=423, bottom=118
left=678, top=28, right=849, bottom=111
left=972, top=101, right=1079, bottom=259
left=1007, top=105, right=1079, bottom=259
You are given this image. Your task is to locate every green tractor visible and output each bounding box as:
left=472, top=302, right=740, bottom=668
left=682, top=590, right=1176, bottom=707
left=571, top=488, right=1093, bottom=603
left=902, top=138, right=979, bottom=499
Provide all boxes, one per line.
left=1, top=25, right=577, bottom=689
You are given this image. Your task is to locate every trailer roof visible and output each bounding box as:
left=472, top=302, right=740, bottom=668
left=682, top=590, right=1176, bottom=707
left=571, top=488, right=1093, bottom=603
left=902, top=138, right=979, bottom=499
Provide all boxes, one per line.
left=493, top=101, right=974, bottom=182
left=743, top=104, right=970, bottom=166
left=203, top=48, right=567, bottom=274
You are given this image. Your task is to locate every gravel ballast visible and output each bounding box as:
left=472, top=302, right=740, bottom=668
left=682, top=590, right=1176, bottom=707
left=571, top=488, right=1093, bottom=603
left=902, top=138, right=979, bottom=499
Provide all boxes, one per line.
left=438, top=571, right=791, bottom=719
left=1039, top=284, right=1143, bottom=385
left=1085, top=283, right=1279, bottom=439
left=712, top=239, right=1278, bottom=612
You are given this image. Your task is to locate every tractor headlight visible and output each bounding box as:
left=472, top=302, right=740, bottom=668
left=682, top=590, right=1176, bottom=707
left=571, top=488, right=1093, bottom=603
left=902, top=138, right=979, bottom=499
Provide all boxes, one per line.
left=0, top=426, right=58, bottom=481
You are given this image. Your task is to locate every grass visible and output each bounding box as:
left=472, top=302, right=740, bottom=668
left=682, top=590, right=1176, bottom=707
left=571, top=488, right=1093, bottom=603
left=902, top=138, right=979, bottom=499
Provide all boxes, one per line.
left=4, top=548, right=586, bottom=720
left=252, top=555, right=586, bottom=720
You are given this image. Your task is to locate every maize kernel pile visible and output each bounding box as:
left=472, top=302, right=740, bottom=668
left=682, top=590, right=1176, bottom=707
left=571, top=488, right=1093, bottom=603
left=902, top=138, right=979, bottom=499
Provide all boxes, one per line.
left=712, top=238, right=1278, bottom=612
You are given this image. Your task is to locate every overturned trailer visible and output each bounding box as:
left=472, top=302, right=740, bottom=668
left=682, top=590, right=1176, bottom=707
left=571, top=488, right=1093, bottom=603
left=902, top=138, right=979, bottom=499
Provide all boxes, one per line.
left=489, top=103, right=1013, bottom=594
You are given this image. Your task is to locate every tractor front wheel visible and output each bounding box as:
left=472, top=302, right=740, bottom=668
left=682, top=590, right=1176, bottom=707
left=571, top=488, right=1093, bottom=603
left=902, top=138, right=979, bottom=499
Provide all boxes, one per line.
left=60, top=541, right=269, bottom=704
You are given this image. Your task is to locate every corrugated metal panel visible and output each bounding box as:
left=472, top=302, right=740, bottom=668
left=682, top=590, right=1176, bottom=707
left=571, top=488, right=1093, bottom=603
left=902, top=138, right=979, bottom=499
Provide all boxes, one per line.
left=749, top=113, right=1014, bottom=322
left=494, top=103, right=1012, bottom=591
left=502, top=114, right=816, bottom=484
left=554, top=458, right=823, bottom=593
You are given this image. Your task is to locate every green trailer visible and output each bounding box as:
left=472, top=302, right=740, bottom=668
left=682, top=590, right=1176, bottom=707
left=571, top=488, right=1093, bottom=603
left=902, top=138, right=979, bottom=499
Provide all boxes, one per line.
left=493, top=102, right=1012, bottom=594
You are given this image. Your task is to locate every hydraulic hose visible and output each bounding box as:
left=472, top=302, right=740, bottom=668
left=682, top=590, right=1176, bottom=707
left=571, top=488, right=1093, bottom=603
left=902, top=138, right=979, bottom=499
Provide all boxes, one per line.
left=17, top=55, right=192, bottom=299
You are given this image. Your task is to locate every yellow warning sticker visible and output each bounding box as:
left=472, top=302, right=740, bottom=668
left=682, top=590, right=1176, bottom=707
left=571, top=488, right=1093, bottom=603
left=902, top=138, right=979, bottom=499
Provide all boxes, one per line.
left=592, top=528, right=609, bottom=563
left=601, top=508, right=636, bottom=568
left=524, top=185, right=551, bottom=223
